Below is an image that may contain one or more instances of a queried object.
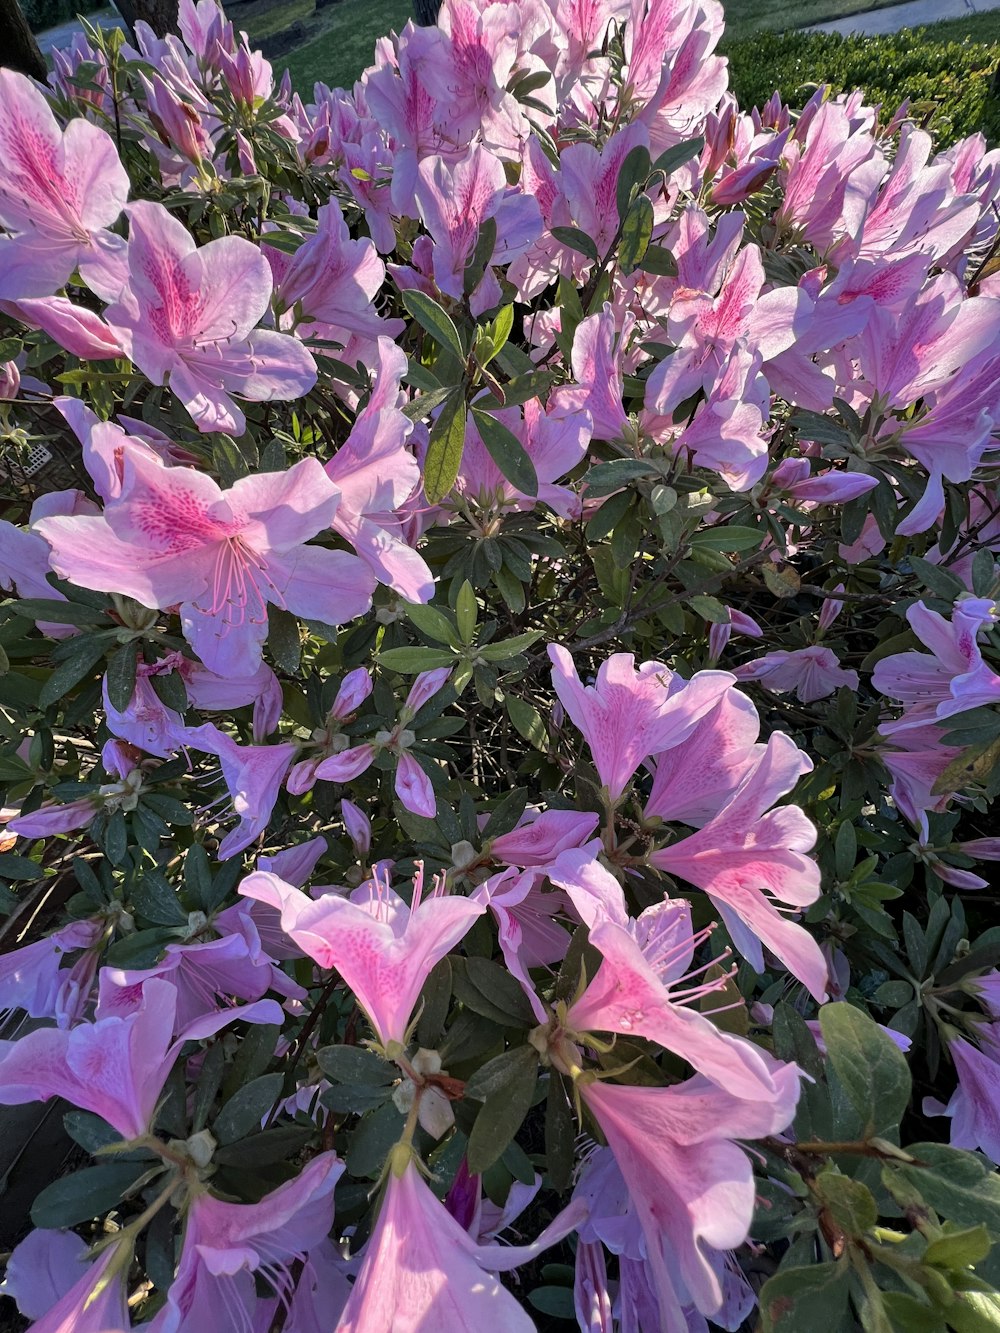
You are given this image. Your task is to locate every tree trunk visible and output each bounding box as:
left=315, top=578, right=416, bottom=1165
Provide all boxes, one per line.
left=112, top=0, right=179, bottom=39
left=0, top=0, right=48, bottom=82
left=411, top=0, right=441, bottom=26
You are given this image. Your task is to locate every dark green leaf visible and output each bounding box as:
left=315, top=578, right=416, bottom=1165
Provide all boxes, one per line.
left=894, top=1145, right=1000, bottom=1232
left=39, top=637, right=108, bottom=707
left=346, top=1102, right=406, bottom=1178
left=650, top=136, right=704, bottom=178
left=106, top=640, right=140, bottom=712
left=618, top=194, right=654, bottom=274
left=616, top=144, right=652, bottom=220
left=316, top=1045, right=396, bottom=1084
left=213, top=1072, right=284, bottom=1145
left=0, top=853, right=43, bottom=880
left=131, top=869, right=187, bottom=926
left=31, top=1162, right=157, bottom=1228
left=550, top=226, right=600, bottom=264
left=467, top=1044, right=538, bottom=1173
left=471, top=408, right=539, bottom=497
left=759, top=1260, right=851, bottom=1333
left=584, top=459, right=654, bottom=495
left=423, top=390, right=468, bottom=505
left=13, top=599, right=109, bottom=627
left=268, top=606, right=302, bottom=673
left=819, top=1003, right=911, bottom=1140
left=528, top=1287, right=576, bottom=1319
left=401, top=290, right=466, bottom=362
left=214, top=1126, right=315, bottom=1167
left=452, top=955, right=538, bottom=1027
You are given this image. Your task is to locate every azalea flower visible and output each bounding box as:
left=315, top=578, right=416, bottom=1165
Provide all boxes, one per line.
left=36, top=450, right=376, bottom=676
left=0, top=69, right=129, bottom=301
left=548, top=647, right=733, bottom=803
left=239, top=863, right=485, bottom=1048
left=0, top=976, right=281, bottom=1139
left=337, top=1153, right=586, bottom=1331
left=104, top=201, right=316, bottom=434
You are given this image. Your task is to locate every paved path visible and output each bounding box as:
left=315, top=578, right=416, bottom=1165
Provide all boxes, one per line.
left=807, top=0, right=1000, bottom=35
left=35, top=8, right=126, bottom=56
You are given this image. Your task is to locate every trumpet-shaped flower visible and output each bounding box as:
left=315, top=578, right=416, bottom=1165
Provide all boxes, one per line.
left=0, top=976, right=282, bottom=1138
left=0, top=69, right=129, bottom=301
left=151, top=1154, right=343, bottom=1333
left=651, top=733, right=828, bottom=1000
left=548, top=646, right=733, bottom=802
left=36, top=450, right=375, bottom=676
left=239, top=864, right=485, bottom=1046
left=337, top=1154, right=586, bottom=1331
left=104, top=201, right=317, bottom=434
left=579, top=1069, right=800, bottom=1331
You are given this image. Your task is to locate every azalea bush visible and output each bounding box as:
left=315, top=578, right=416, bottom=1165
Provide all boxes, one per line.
left=1, top=0, right=1000, bottom=1329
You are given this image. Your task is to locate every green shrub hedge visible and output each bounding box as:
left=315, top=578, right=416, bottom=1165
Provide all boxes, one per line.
left=724, top=20, right=1000, bottom=146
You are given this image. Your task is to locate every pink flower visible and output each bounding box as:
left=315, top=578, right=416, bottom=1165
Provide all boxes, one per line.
left=0, top=69, right=128, bottom=301
left=489, top=808, right=600, bottom=867
left=23, top=1238, right=132, bottom=1333
left=733, top=645, right=859, bottom=703
left=324, top=339, right=432, bottom=602
left=337, top=1154, right=586, bottom=1331
left=549, top=646, right=733, bottom=802
left=0, top=918, right=103, bottom=1027
left=925, top=1032, right=1000, bottom=1164
left=579, top=1069, right=800, bottom=1329
left=651, top=733, right=828, bottom=1001
left=177, top=723, right=299, bottom=859
left=151, top=1154, right=343, bottom=1333
left=104, top=201, right=316, bottom=434
left=36, top=450, right=375, bottom=676
left=644, top=687, right=763, bottom=828
left=549, top=848, right=784, bottom=1100
left=239, top=864, right=485, bottom=1047
left=0, top=976, right=281, bottom=1139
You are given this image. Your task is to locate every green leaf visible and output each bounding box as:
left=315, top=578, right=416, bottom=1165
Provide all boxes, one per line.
left=688, top=525, right=763, bottom=552
left=492, top=369, right=557, bottom=407
left=616, top=143, right=652, bottom=220
left=401, top=289, right=466, bottom=362
left=403, top=600, right=460, bottom=647
left=212, top=1072, right=284, bottom=1145
left=685, top=594, right=730, bottom=624
left=819, top=1002, right=911, bottom=1139
left=377, top=646, right=455, bottom=673
left=401, top=384, right=455, bottom=420
left=316, top=1045, right=395, bottom=1084
left=423, top=389, right=468, bottom=505
left=466, top=1044, right=538, bottom=1173
left=452, top=955, right=538, bottom=1026
left=106, top=639, right=140, bottom=712
left=815, top=1169, right=878, bottom=1236
left=584, top=458, right=654, bottom=496
left=550, top=226, right=600, bottom=264
left=618, top=193, right=654, bottom=274
left=13, top=598, right=109, bottom=627
left=894, top=1145, right=1000, bottom=1232
left=528, top=1286, right=576, bottom=1319
left=213, top=1125, right=314, bottom=1168
left=546, top=1071, right=575, bottom=1192
left=346, top=1102, right=406, bottom=1178
left=879, top=1294, right=946, bottom=1333
left=0, top=853, right=43, bottom=880
left=471, top=407, right=539, bottom=497
left=130, top=869, right=187, bottom=926
left=759, top=1260, right=851, bottom=1333
left=650, top=136, right=704, bottom=178
left=463, top=216, right=498, bottom=298
left=31, top=1162, right=156, bottom=1228
left=506, top=694, right=547, bottom=750
left=267, top=606, right=302, bottom=673
left=476, top=630, right=542, bottom=661
left=635, top=244, right=677, bottom=276
left=320, top=1082, right=393, bottom=1114
left=455, top=580, right=478, bottom=643
left=38, top=636, right=109, bottom=707
left=908, top=556, right=968, bottom=602
left=924, top=1224, right=992, bottom=1270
